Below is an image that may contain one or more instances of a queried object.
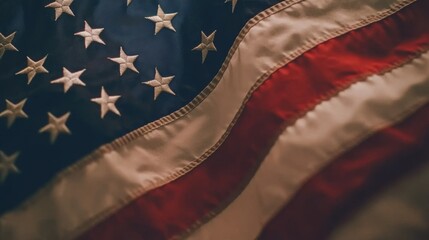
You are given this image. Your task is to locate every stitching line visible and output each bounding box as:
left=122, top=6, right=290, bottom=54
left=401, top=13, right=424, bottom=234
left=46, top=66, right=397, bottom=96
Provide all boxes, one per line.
left=72, top=0, right=419, bottom=239
left=174, top=41, right=429, bottom=240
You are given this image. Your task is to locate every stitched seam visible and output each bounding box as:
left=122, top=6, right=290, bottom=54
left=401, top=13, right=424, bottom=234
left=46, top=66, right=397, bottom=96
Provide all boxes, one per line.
left=68, top=0, right=420, bottom=239
left=0, top=0, right=418, bottom=238
left=172, top=44, right=429, bottom=240
left=64, top=0, right=307, bottom=175
left=5, top=0, right=305, bottom=219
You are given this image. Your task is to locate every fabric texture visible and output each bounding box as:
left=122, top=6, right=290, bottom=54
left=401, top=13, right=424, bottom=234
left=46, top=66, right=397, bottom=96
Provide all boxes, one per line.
left=0, top=0, right=428, bottom=239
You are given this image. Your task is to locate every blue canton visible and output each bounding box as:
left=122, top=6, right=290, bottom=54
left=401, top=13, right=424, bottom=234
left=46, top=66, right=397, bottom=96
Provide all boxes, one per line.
left=0, top=0, right=280, bottom=214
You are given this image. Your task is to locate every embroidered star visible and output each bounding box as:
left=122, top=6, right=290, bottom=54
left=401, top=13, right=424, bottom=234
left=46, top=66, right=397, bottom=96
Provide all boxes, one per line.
left=108, top=47, right=139, bottom=76
left=0, top=151, right=20, bottom=183
left=0, top=32, right=18, bottom=59
left=225, top=0, right=239, bottom=13
left=45, top=0, right=75, bottom=21
left=0, top=99, right=28, bottom=128
left=51, top=68, right=86, bottom=93
left=74, top=21, right=106, bottom=48
left=16, top=55, right=49, bottom=84
left=91, top=87, right=121, bottom=119
left=192, top=31, right=217, bottom=63
left=39, top=112, right=71, bottom=144
left=143, top=68, right=176, bottom=100
left=145, top=5, right=178, bottom=35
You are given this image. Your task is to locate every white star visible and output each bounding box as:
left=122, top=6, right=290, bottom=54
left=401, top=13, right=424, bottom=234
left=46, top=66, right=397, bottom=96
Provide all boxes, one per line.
left=0, top=151, right=20, bottom=183
left=225, top=0, right=239, bottom=12
left=91, top=87, right=121, bottom=119
left=39, top=112, right=71, bottom=144
left=143, top=68, right=176, bottom=100
left=192, top=31, right=217, bottom=63
left=0, top=99, right=28, bottom=128
left=0, top=32, right=18, bottom=59
left=75, top=21, right=106, bottom=49
left=51, top=68, right=86, bottom=93
left=127, top=0, right=133, bottom=6
left=145, top=5, right=178, bottom=35
left=108, top=47, right=139, bottom=76
left=45, top=0, right=75, bottom=21
left=16, top=55, right=49, bottom=84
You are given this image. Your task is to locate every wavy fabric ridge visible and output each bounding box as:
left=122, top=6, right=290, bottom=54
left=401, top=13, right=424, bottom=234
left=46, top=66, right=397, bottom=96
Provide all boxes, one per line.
left=0, top=0, right=416, bottom=239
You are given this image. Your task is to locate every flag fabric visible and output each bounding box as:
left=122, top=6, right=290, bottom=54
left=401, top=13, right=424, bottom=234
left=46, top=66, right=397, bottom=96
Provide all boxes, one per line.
left=0, top=0, right=428, bottom=239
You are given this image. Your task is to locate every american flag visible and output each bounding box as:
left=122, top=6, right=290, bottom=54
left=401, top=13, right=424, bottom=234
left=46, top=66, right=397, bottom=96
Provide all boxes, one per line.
left=1, top=0, right=429, bottom=239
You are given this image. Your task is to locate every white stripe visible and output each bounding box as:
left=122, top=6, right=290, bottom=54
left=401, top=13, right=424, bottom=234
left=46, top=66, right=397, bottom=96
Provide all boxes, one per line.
left=0, top=0, right=411, bottom=239
left=187, top=51, right=429, bottom=240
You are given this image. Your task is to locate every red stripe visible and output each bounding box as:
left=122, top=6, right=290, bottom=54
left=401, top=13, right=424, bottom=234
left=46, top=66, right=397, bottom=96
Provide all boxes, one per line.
left=258, top=104, right=429, bottom=240
left=79, top=2, right=429, bottom=240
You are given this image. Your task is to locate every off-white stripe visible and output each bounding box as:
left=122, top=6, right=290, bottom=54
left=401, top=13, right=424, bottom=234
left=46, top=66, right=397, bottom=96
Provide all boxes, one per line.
left=0, top=0, right=412, bottom=239
left=187, top=51, right=429, bottom=240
